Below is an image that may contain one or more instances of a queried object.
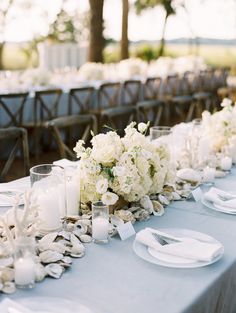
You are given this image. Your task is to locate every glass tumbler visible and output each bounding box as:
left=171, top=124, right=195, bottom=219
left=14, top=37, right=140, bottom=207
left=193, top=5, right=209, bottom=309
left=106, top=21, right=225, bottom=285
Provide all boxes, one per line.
left=14, top=237, right=36, bottom=289
left=92, top=201, right=109, bottom=244
left=30, top=164, right=66, bottom=233
left=150, top=126, right=172, bottom=141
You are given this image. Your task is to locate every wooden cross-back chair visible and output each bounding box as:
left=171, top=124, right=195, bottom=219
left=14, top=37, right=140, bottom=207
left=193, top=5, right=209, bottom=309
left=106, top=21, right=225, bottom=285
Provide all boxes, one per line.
left=26, top=88, right=63, bottom=158
left=0, top=92, right=29, bottom=127
left=144, top=77, right=162, bottom=100
left=46, top=114, right=96, bottom=160
left=122, top=80, right=142, bottom=106
left=34, top=89, right=63, bottom=124
left=137, top=100, right=164, bottom=127
left=0, top=127, right=29, bottom=182
left=68, top=86, right=95, bottom=114
left=101, top=106, right=137, bottom=136
left=97, top=82, right=121, bottom=109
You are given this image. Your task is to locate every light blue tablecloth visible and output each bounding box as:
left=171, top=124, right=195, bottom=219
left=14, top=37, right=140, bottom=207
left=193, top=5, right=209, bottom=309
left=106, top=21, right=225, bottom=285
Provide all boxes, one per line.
left=1, top=172, right=236, bottom=313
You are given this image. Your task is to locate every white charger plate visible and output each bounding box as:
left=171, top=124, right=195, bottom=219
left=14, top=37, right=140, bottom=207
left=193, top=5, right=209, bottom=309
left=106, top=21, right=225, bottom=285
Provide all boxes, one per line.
left=201, top=197, right=236, bottom=215
left=133, top=228, right=224, bottom=269
left=16, top=297, right=93, bottom=313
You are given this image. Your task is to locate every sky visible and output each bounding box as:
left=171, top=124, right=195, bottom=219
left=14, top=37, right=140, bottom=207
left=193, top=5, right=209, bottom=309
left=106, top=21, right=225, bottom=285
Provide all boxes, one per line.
left=3, top=0, right=236, bottom=42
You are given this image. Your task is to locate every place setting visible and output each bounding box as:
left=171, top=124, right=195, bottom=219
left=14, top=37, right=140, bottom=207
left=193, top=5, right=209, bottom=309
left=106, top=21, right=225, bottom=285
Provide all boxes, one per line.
left=133, top=227, right=224, bottom=269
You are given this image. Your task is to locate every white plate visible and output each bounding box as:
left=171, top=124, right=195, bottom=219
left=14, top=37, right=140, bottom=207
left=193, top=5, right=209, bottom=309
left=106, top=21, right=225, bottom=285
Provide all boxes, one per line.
left=0, top=189, right=24, bottom=207
left=201, top=197, right=236, bottom=215
left=16, top=297, right=93, bottom=313
left=133, top=228, right=224, bottom=268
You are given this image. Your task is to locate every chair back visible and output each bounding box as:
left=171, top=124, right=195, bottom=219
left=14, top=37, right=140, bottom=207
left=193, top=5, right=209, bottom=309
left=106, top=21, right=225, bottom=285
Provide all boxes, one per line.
left=137, top=100, right=164, bottom=126
left=46, top=114, right=96, bottom=160
left=34, top=89, right=62, bottom=124
left=144, top=77, right=162, bottom=100
left=122, top=80, right=142, bottom=106
left=0, top=92, right=29, bottom=127
left=98, top=82, right=121, bottom=109
left=0, top=127, right=29, bottom=182
left=68, top=86, right=95, bottom=114
left=101, top=106, right=137, bottom=136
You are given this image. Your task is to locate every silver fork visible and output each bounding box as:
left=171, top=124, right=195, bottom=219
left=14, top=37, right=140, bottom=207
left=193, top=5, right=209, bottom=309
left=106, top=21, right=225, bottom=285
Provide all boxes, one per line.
left=151, top=232, right=181, bottom=246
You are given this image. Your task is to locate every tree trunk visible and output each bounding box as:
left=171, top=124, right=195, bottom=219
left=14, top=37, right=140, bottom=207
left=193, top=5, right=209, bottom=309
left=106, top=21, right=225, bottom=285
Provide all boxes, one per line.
left=120, top=0, right=129, bottom=60
left=158, top=12, right=168, bottom=57
left=88, top=0, right=104, bottom=63
left=0, top=43, right=5, bottom=70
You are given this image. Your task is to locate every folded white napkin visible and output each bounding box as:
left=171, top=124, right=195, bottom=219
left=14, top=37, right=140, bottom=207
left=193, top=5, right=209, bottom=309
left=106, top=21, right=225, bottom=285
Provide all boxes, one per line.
left=136, top=228, right=223, bottom=262
left=53, top=159, right=80, bottom=168
left=204, top=187, right=236, bottom=211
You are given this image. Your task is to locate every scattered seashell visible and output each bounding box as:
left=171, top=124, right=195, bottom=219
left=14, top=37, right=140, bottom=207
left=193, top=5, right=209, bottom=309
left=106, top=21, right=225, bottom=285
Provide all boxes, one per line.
left=57, top=231, right=71, bottom=241
left=161, top=191, right=173, bottom=201
left=152, top=201, right=165, bottom=216
left=70, top=234, right=86, bottom=257
left=158, top=195, right=170, bottom=206
left=133, top=208, right=150, bottom=221
left=163, top=185, right=175, bottom=193
left=38, top=233, right=58, bottom=246
left=172, top=192, right=181, bottom=201
left=35, top=263, right=46, bottom=282
left=60, top=256, right=73, bottom=268
left=215, top=170, right=227, bottom=178
left=1, top=267, right=14, bottom=283
left=79, top=234, right=92, bottom=243
left=2, top=281, right=16, bottom=294
left=140, top=196, right=154, bottom=213
left=0, top=256, right=14, bottom=268
left=114, top=210, right=135, bottom=224
left=45, top=263, right=64, bottom=279
left=177, top=168, right=202, bottom=184
left=39, top=250, right=64, bottom=264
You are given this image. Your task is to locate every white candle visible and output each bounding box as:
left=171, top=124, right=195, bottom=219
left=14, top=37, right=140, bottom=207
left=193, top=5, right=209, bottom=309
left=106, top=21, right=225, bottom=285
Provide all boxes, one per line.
left=14, top=257, right=35, bottom=287
left=92, top=217, right=109, bottom=241
left=221, top=156, right=232, bottom=171
left=37, top=188, right=62, bottom=231
left=202, top=167, right=215, bottom=183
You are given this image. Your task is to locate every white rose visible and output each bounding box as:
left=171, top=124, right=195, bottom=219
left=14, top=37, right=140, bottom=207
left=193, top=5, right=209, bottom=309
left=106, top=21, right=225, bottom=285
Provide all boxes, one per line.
left=102, top=192, right=119, bottom=206
left=221, top=98, right=232, bottom=107
left=96, top=178, right=108, bottom=194
left=138, top=122, right=148, bottom=133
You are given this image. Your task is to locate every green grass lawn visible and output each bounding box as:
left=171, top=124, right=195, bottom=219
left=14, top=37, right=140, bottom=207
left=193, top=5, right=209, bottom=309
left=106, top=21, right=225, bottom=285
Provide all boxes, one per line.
left=2, top=42, right=236, bottom=72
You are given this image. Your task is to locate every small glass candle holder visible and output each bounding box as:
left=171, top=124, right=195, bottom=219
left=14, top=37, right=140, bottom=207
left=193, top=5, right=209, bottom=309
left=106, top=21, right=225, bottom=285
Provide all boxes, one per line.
left=14, top=237, right=36, bottom=289
left=30, top=164, right=66, bottom=233
left=92, top=201, right=109, bottom=244
left=150, top=126, right=172, bottom=141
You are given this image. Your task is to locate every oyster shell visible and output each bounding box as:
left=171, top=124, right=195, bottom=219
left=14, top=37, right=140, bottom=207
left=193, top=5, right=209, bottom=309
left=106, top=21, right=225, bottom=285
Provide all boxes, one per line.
left=152, top=201, right=165, bottom=216
left=177, top=168, right=202, bottom=184
left=39, top=250, right=64, bottom=264
left=2, top=281, right=16, bottom=294
left=35, top=263, right=46, bottom=282
left=114, top=210, right=135, bottom=223
left=0, top=267, right=14, bottom=283
left=0, top=256, right=14, bottom=268
left=158, top=195, right=170, bottom=206
left=45, top=263, right=64, bottom=279
left=70, top=234, right=86, bottom=257
left=140, top=196, right=154, bottom=214
left=79, top=234, right=92, bottom=243
left=133, top=209, right=150, bottom=221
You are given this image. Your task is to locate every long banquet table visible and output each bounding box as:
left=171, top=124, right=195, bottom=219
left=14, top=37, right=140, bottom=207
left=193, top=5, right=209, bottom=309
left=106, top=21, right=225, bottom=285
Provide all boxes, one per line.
left=1, top=169, right=236, bottom=313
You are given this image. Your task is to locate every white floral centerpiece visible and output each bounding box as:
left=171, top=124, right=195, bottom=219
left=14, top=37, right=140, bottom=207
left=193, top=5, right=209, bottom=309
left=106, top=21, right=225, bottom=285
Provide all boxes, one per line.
left=73, top=122, right=175, bottom=209
left=202, top=98, right=236, bottom=158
